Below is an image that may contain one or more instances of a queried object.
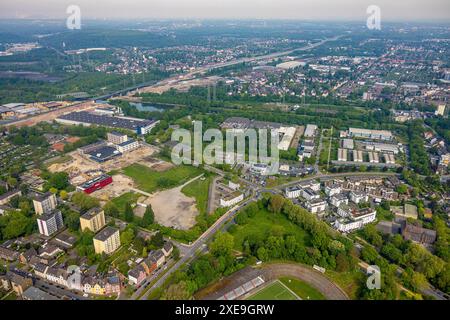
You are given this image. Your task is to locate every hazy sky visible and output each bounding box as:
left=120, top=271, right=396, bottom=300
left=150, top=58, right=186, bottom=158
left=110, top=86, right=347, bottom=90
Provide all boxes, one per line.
left=1, top=0, right=449, bottom=21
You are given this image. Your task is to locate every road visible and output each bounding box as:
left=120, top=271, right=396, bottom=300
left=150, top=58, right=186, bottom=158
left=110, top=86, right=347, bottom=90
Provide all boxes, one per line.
left=274, top=171, right=397, bottom=190
left=139, top=196, right=257, bottom=300
left=136, top=165, right=399, bottom=300
left=124, top=35, right=342, bottom=97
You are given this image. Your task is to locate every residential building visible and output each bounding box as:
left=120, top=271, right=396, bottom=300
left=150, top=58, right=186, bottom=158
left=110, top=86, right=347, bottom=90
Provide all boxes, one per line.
left=116, top=138, right=140, bottom=153
left=80, top=207, right=106, bottom=233
left=33, top=192, right=57, bottom=215
left=128, top=265, right=147, bottom=286
left=335, top=207, right=377, bottom=233
left=330, top=194, right=348, bottom=207
left=325, top=184, right=341, bottom=197
left=306, top=199, right=327, bottom=214
left=8, top=272, right=33, bottom=296
left=107, top=131, right=128, bottom=144
left=152, top=250, right=166, bottom=268
left=297, top=180, right=321, bottom=192
left=220, top=192, right=244, bottom=207
left=350, top=191, right=368, bottom=204
left=0, top=189, right=22, bottom=206
left=36, top=210, right=64, bottom=236
left=162, top=242, right=173, bottom=257
left=301, top=188, right=320, bottom=201
left=285, top=186, right=302, bottom=199
left=391, top=204, right=418, bottom=220
left=105, top=275, right=121, bottom=295
left=0, top=246, right=19, bottom=261
left=142, top=256, right=157, bottom=275
left=93, top=227, right=120, bottom=255
left=402, top=225, right=437, bottom=245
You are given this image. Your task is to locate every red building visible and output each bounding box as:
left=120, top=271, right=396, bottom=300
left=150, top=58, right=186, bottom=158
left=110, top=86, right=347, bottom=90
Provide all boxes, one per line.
left=77, top=174, right=113, bottom=194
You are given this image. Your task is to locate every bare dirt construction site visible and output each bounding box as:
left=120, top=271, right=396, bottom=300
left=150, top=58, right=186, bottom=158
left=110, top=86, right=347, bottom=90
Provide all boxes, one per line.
left=47, top=145, right=158, bottom=183
left=91, top=174, right=137, bottom=204
left=142, top=175, right=203, bottom=230
left=137, top=76, right=222, bottom=94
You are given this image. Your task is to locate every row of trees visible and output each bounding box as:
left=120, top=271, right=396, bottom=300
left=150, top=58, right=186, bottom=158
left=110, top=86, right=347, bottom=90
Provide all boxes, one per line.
left=360, top=224, right=450, bottom=294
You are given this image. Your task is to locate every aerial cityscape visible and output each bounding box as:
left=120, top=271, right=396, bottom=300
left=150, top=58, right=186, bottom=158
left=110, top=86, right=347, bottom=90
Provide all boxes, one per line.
left=0, top=0, right=449, bottom=308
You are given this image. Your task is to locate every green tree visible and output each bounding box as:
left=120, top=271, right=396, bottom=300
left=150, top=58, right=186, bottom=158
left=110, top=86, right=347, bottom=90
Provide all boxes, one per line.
left=65, top=211, right=80, bottom=231
left=150, top=231, right=165, bottom=248
left=210, top=232, right=234, bottom=257
left=6, top=177, right=18, bottom=188
left=60, top=190, right=68, bottom=200
left=104, top=202, right=119, bottom=218
left=120, top=227, right=135, bottom=246
left=142, top=205, right=155, bottom=227
left=48, top=172, right=69, bottom=190
left=71, top=192, right=99, bottom=212
left=124, top=203, right=134, bottom=222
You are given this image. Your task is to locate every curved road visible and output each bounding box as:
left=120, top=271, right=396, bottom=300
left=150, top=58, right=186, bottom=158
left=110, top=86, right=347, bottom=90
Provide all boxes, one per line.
left=261, top=263, right=349, bottom=300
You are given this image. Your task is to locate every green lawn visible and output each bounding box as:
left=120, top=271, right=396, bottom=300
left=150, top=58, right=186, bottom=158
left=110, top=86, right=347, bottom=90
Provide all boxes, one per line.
left=248, top=281, right=299, bottom=300
left=181, top=176, right=213, bottom=215
left=325, top=269, right=361, bottom=300
left=122, top=164, right=203, bottom=194
left=111, top=192, right=141, bottom=213
left=230, top=208, right=310, bottom=251
left=279, top=277, right=325, bottom=300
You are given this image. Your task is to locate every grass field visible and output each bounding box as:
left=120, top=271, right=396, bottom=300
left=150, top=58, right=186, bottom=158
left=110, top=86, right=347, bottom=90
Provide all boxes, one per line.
left=279, top=277, right=325, bottom=300
left=229, top=208, right=310, bottom=251
left=122, top=163, right=204, bottom=194
left=111, top=192, right=141, bottom=213
left=181, top=175, right=213, bottom=215
left=325, top=269, right=361, bottom=300
left=248, top=281, right=299, bottom=300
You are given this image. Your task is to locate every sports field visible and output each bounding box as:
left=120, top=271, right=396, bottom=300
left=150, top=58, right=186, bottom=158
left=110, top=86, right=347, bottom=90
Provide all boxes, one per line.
left=247, top=281, right=300, bottom=300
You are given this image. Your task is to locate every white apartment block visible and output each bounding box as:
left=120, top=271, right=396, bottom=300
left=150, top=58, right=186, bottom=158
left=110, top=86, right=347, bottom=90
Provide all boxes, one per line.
left=334, top=208, right=376, bottom=233
left=325, top=184, right=341, bottom=197
left=301, top=188, right=320, bottom=201
left=33, top=192, right=57, bottom=215
left=285, top=186, right=302, bottom=199
left=116, top=139, right=140, bottom=153
left=306, top=199, right=327, bottom=214
left=350, top=191, right=368, bottom=204
left=37, top=210, right=64, bottom=237
left=220, top=193, right=244, bottom=208
left=330, top=195, right=348, bottom=207
left=107, top=131, right=128, bottom=145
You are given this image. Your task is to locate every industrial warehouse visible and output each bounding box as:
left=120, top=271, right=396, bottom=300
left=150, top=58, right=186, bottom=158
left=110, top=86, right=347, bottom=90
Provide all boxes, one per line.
left=56, top=110, right=159, bottom=135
